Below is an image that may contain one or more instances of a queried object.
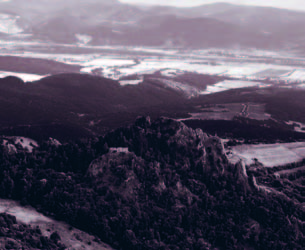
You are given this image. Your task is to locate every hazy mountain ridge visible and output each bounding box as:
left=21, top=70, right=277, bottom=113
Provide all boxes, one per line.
left=104, top=15, right=273, bottom=49
left=0, top=56, right=81, bottom=75
left=151, top=3, right=305, bottom=32
left=0, top=1, right=304, bottom=49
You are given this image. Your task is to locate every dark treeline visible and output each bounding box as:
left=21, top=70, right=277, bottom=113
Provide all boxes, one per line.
left=191, top=86, right=305, bottom=125
left=183, top=117, right=305, bottom=143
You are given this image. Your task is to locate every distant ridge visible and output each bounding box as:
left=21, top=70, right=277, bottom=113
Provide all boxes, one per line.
left=0, top=0, right=304, bottom=49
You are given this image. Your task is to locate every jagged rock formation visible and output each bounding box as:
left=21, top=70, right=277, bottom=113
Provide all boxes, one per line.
left=48, top=137, right=61, bottom=147
left=93, top=116, right=251, bottom=189
left=1, top=136, right=39, bottom=154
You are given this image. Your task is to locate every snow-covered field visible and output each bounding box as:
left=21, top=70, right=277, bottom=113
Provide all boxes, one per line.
left=0, top=71, right=47, bottom=81
left=119, top=78, right=143, bottom=85
left=201, top=80, right=270, bottom=94
left=284, top=69, right=305, bottom=81
left=0, top=49, right=300, bottom=79
left=228, top=142, right=305, bottom=167
left=93, top=60, right=297, bottom=82
left=0, top=54, right=299, bottom=86
left=1, top=45, right=305, bottom=86
left=128, top=47, right=179, bottom=55
left=221, top=65, right=265, bottom=78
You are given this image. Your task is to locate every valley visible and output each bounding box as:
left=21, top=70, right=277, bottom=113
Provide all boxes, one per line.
left=1, top=40, right=305, bottom=86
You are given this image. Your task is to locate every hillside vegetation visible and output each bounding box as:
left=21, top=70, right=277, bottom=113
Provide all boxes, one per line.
left=0, top=117, right=304, bottom=249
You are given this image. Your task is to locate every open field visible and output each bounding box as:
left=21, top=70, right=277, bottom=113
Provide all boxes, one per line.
left=228, top=142, right=305, bottom=167
left=201, top=80, right=270, bottom=94
left=247, top=104, right=272, bottom=120
left=179, top=103, right=271, bottom=121
left=0, top=71, right=46, bottom=81
left=1, top=42, right=305, bottom=86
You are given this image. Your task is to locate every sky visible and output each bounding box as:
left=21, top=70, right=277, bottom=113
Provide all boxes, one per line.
left=119, top=0, right=305, bottom=11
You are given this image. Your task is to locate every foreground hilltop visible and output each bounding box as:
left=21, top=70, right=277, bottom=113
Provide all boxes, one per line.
left=0, top=117, right=304, bottom=250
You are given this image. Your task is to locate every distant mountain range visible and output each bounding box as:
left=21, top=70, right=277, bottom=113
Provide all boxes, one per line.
left=0, top=1, right=304, bottom=50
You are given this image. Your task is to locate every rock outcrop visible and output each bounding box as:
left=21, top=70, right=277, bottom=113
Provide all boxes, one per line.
left=90, top=116, right=252, bottom=199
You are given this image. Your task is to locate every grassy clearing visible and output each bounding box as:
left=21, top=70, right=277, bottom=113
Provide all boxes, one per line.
left=229, top=142, right=305, bottom=167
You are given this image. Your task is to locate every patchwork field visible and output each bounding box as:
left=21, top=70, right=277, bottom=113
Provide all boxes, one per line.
left=0, top=45, right=305, bottom=86
left=179, top=103, right=270, bottom=121
left=228, top=142, right=305, bottom=167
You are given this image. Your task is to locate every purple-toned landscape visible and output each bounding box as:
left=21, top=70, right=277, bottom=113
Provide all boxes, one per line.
left=0, top=1, right=305, bottom=250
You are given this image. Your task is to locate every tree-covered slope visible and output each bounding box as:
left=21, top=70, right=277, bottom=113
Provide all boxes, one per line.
left=0, top=117, right=304, bottom=249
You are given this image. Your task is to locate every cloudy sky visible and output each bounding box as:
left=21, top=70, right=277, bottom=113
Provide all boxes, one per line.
left=120, top=0, right=305, bottom=11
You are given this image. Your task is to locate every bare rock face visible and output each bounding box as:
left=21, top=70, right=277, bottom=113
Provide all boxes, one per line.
left=88, top=151, right=139, bottom=177
left=91, top=116, right=252, bottom=197
left=87, top=151, right=145, bottom=200
left=101, top=116, right=210, bottom=163
left=48, top=137, right=62, bottom=147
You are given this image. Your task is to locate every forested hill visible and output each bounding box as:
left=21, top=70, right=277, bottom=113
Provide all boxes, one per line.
left=0, top=117, right=304, bottom=250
